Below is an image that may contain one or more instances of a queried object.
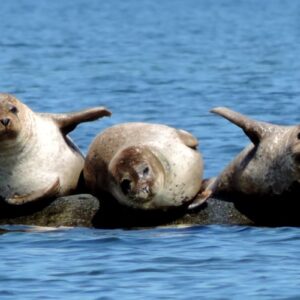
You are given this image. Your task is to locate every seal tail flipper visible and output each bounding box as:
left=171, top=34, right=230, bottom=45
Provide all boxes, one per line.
left=211, top=107, right=273, bottom=146
left=6, top=178, right=61, bottom=205
left=43, top=107, right=112, bottom=135
left=187, top=178, right=216, bottom=211
left=176, top=129, right=198, bottom=149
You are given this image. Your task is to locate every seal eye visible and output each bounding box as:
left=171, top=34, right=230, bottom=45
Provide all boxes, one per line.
left=9, top=105, right=18, bottom=114
left=297, top=132, right=300, bottom=140
left=120, top=179, right=131, bottom=195
left=143, top=167, right=149, bottom=176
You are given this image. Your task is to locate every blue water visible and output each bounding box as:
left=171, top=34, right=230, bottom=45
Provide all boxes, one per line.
left=1, top=0, right=300, bottom=298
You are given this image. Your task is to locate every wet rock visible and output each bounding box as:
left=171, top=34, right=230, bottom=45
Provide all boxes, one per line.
left=92, top=193, right=253, bottom=228
left=0, top=194, right=100, bottom=227
left=0, top=194, right=253, bottom=228
left=217, top=192, right=300, bottom=227
left=1, top=192, right=298, bottom=227
left=166, top=198, right=253, bottom=227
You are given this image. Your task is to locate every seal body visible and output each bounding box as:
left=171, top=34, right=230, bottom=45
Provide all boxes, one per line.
left=0, top=114, right=81, bottom=200
left=84, top=123, right=203, bottom=210
left=0, top=93, right=111, bottom=204
left=207, top=107, right=300, bottom=198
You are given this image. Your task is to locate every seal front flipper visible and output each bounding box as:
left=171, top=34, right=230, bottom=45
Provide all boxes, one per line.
left=176, top=129, right=198, bottom=149
left=187, top=178, right=216, bottom=211
left=42, top=107, right=112, bottom=135
left=6, top=178, right=60, bottom=205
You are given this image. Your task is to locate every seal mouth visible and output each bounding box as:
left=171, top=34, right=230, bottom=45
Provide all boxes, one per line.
left=0, top=126, right=18, bottom=139
left=131, top=186, right=152, bottom=203
left=127, top=186, right=153, bottom=203
left=120, top=180, right=153, bottom=205
left=119, top=180, right=152, bottom=206
left=0, top=129, right=14, bottom=138
left=125, top=195, right=153, bottom=208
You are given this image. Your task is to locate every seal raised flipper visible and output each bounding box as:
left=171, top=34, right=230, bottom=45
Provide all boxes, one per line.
left=176, top=129, right=198, bottom=149
left=41, top=107, right=112, bottom=135
left=6, top=178, right=60, bottom=205
left=209, top=107, right=300, bottom=198
left=211, top=107, right=278, bottom=145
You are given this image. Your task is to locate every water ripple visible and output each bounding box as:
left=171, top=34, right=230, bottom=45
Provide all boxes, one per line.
left=0, top=0, right=300, bottom=299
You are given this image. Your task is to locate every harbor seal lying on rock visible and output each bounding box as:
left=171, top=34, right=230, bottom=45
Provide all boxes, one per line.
left=206, top=107, right=300, bottom=199
left=0, top=93, right=111, bottom=205
left=84, top=123, right=204, bottom=210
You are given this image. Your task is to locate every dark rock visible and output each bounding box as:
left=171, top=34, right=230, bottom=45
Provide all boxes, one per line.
left=92, top=193, right=253, bottom=228
left=217, top=191, right=300, bottom=227
left=1, top=191, right=298, bottom=227
left=166, top=197, right=253, bottom=226
left=0, top=194, right=100, bottom=227
left=0, top=193, right=253, bottom=228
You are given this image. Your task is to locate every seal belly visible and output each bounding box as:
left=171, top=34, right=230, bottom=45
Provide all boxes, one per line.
left=33, top=117, right=84, bottom=196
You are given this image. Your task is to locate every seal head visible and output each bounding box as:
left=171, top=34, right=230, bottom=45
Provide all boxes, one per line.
left=108, top=145, right=165, bottom=209
left=0, top=94, right=27, bottom=141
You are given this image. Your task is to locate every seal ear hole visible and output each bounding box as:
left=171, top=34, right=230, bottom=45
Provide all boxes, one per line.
left=120, top=179, right=131, bottom=195
left=143, top=167, right=150, bottom=176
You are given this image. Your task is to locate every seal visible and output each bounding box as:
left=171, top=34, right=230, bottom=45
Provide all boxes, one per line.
left=205, top=107, right=300, bottom=199
left=0, top=93, right=111, bottom=205
left=84, top=123, right=204, bottom=210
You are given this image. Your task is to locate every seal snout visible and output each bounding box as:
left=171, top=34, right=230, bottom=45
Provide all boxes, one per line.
left=1, top=118, right=10, bottom=127
left=119, top=176, right=152, bottom=202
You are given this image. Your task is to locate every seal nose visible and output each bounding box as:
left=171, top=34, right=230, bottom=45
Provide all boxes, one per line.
left=1, top=118, right=10, bottom=127
left=120, top=179, right=132, bottom=195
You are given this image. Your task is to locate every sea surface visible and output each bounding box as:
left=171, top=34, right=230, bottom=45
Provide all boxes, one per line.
left=0, top=0, right=300, bottom=299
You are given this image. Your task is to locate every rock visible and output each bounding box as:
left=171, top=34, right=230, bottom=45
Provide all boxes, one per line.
left=93, top=195, right=253, bottom=228
left=1, top=191, right=298, bottom=227
left=0, top=194, right=253, bottom=228
left=166, top=198, right=253, bottom=226
left=219, top=192, right=300, bottom=227
left=57, top=193, right=254, bottom=228
left=0, top=194, right=100, bottom=227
